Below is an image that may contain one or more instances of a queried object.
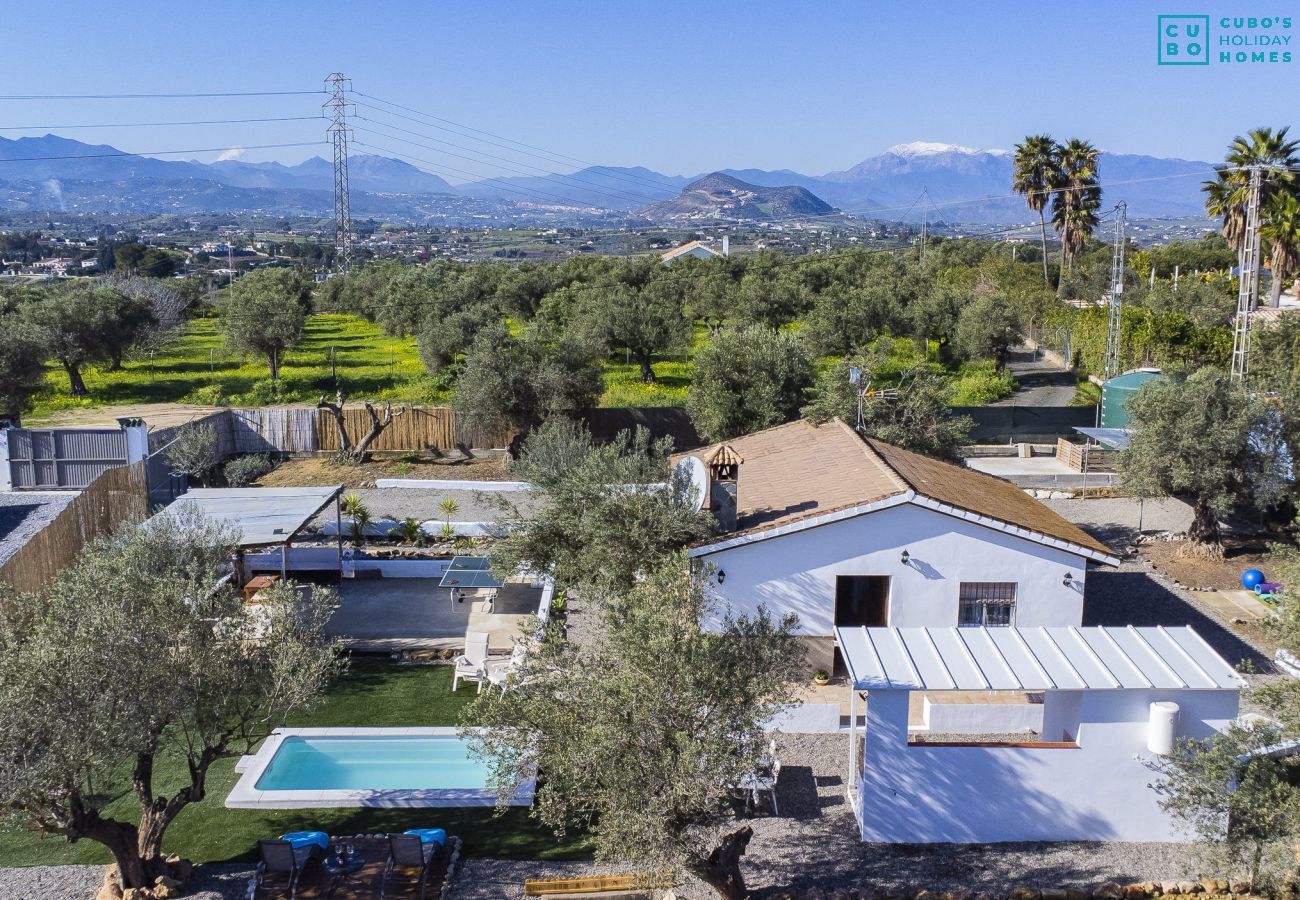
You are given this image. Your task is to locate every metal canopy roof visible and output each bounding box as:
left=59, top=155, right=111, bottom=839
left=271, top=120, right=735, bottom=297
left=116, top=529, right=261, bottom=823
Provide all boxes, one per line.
left=161, top=485, right=342, bottom=548
left=439, top=556, right=504, bottom=589
left=835, top=626, right=1245, bottom=692
left=1073, top=427, right=1132, bottom=450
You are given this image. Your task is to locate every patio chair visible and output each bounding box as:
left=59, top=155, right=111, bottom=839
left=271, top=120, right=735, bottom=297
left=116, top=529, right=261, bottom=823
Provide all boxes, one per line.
left=380, top=831, right=440, bottom=899
left=255, top=838, right=317, bottom=899
left=737, top=750, right=781, bottom=815
left=484, top=643, right=528, bottom=693
left=452, top=631, right=490, bottom=693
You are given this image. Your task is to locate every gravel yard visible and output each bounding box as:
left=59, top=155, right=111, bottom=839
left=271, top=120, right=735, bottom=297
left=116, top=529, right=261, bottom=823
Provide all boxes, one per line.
left=0, top=863, right=252, bottom=900
left=0, top=491, right=75, bottom=567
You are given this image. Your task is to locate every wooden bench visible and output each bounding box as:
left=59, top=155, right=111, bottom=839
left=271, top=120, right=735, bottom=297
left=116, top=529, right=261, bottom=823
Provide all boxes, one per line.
left=524, top=872, right=674, bottom=896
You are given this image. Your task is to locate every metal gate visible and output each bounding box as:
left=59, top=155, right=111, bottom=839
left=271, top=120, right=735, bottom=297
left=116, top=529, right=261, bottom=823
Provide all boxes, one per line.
left=2, top=427, right=129, bottom=490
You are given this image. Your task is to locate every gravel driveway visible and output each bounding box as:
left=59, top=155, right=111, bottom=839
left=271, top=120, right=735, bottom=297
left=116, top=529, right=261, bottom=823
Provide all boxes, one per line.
left=0, top=864, right=252, bottom=900
left=0, top=491, right=75, bottom=566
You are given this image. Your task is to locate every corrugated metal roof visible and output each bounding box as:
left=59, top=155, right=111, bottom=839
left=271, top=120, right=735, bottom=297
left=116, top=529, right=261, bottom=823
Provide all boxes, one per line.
left=161, top=486, right=342, bottom=547
left=835, top=625, right=1245, bottom=692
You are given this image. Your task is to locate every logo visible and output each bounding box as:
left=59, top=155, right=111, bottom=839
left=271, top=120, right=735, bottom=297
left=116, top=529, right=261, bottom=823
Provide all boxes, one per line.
left=1159, top=15, right=1210, bottom=64
left=1158, top=14, right=1294, bottom=65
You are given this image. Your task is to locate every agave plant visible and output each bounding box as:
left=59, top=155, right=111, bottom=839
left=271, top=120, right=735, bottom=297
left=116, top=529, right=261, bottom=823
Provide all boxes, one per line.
left=389, top=517, right=426, bottom=546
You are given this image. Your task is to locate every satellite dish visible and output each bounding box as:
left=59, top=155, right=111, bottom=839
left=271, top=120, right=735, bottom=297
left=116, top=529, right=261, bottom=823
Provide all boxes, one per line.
left=673, top=455, right=709, bottom=514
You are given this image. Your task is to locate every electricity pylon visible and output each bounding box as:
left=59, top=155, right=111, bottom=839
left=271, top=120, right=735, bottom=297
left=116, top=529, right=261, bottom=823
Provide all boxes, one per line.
left=1102, top=203, right=1126, bottom=383
left=1230, top=166, right=1263, bottom=382
left=324, top=72, right=353, bottom=273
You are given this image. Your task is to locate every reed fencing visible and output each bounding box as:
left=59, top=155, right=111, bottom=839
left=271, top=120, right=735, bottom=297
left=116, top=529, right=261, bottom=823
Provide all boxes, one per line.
left=0, top=461, right=148, bottom=594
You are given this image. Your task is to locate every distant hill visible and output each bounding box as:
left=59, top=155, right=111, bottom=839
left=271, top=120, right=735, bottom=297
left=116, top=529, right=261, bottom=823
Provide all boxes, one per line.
left=637, top=172, right=835, bottom=222
left=0, top=134, right=1218, bottom=224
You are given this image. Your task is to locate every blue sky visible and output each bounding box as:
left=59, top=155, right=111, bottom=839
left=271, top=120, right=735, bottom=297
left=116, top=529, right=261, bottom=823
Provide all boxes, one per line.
left=0, top=1, right=1289, bottom=178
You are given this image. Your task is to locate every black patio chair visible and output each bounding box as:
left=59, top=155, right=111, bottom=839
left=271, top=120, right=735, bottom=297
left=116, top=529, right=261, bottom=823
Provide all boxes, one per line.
left=254, top=838, right=317, bottom=899
left=381, top=832, right=439, bottom=899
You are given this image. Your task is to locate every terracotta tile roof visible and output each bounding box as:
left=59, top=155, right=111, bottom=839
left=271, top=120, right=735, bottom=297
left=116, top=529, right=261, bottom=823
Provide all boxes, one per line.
left=659, top=240, right=718, bottom=261
left=684, top=419, right=1114, bottom=561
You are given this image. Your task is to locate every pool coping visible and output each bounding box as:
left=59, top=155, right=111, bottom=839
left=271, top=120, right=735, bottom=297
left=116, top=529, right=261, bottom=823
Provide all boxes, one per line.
left=225, top=726, right=535, bottom=809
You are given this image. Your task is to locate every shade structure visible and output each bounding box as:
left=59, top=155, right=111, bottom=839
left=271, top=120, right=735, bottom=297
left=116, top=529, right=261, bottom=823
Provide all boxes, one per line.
left=439, top=556, right=504, bottom=589
left=835, top=625, right=1246, bottom=692
left=159, top=485, right=342, bottom=548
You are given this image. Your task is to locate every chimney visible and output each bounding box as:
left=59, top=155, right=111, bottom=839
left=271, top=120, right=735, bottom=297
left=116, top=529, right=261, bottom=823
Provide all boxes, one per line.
left=705, top=444, right=742, bottom=531
left=722, top=235, right=730, bottom=257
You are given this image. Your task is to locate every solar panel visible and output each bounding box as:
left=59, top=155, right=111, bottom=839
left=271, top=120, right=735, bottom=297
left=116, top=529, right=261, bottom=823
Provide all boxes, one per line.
left=439, top=556, right=503, bottom=589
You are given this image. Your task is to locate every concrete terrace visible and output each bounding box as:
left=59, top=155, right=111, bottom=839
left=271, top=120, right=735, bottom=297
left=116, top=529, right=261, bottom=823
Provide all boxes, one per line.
left=326, top=579, right=543, bottom=653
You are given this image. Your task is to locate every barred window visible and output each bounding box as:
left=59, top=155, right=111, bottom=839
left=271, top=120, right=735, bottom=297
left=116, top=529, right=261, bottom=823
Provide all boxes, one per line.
left=958, top=582, right=1017, bottom=627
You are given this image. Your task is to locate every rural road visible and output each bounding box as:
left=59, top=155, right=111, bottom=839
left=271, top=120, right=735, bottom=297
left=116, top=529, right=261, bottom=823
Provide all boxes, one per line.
left=992, top=346, right=1079, bottom=407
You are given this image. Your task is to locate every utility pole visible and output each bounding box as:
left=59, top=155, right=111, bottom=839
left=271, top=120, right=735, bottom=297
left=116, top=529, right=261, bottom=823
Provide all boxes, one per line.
left=919, top=188, right=928, bottom=265
left=1102, top=203, right=1127, bottom=385
left=1230, top=165, right=1263, bottom=383
left=324, top=72, right=353, bottom=273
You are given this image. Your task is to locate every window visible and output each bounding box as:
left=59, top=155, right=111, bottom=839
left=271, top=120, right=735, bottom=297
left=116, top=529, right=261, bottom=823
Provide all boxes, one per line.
left=958, top=582, right=1017, bottom=627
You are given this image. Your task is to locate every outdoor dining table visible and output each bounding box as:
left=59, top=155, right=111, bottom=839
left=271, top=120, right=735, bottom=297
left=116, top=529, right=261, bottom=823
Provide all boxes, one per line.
left=321, top=847, right=366, bottom=898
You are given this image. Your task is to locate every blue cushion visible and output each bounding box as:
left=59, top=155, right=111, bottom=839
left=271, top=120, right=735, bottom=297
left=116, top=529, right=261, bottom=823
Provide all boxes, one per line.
left=403, top=828, right=446, bottom=847
left=280, top=831, right=329, bottom=850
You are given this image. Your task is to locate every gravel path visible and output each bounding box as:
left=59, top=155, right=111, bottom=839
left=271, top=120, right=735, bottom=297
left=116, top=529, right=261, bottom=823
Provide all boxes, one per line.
left=0, top=864, right=252, bottom=900
left=0, top=491, right=75, bottom=566
left=305, top=487, right=538, bottom=533
left=992, top=348, right=1078, bottom=407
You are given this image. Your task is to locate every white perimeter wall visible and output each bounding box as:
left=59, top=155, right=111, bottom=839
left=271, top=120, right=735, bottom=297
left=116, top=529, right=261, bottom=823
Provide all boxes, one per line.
left=701, top=503, right=1088, bottom=634
left=856, top=688, right=1240, bottom=843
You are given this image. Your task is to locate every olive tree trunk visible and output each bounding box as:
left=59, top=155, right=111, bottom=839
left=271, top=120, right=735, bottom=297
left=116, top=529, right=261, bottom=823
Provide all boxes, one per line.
left=689, top=826, right=753, bottom=900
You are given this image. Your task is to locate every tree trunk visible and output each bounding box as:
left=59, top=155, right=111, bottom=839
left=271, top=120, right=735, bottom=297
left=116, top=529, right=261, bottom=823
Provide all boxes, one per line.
left=690, top=826, right=752, bottom=900
left=82, top=816, right=153, bottom=890
left=1038, top=208, right=1050, bottom=284
left=63, top=361, right=87, bottom=396
left=317, top=391, right=352, bottom=454
left=1186, top=497, right=1223, bottom=554
left=354, top=402, right=405, bottom=456
left=268, top=347, right=280, bottom=382
left=638, top=352, right=656, bottom=384
left=1270, top=270, right=1285, bottom=308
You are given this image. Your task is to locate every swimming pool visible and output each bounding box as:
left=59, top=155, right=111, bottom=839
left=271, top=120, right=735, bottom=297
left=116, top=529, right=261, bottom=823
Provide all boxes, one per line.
left=225, top=727, right=534, bottom=809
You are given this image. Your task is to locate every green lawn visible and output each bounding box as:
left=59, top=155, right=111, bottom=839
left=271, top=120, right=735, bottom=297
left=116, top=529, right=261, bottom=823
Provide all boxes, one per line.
left=29, top=314, right=445, bottom=419
left=0, top=658, right=591, bottom=867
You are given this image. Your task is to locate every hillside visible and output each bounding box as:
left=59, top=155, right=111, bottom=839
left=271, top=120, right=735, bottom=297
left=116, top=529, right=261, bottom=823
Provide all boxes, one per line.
left=637, top=172, right=836, bottom=222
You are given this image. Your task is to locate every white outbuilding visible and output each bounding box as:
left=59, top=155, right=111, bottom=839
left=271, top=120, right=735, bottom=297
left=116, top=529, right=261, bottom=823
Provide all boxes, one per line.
left=837, top=624, right=1245, bottom=843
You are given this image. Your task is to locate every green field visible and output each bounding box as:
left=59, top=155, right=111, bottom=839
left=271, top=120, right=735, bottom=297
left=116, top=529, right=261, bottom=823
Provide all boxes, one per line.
left=0, top=658, right=590, bottom=867
left=27, top=314, right=1009, bottom=420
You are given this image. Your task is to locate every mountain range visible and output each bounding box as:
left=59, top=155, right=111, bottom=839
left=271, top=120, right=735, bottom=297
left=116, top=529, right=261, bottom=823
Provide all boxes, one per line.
left=0, top=135, right=1218, bottom=224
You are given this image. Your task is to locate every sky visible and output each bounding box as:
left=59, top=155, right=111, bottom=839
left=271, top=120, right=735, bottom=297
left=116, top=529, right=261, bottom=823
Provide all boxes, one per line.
left=0, top=1, right=1291, bottom=181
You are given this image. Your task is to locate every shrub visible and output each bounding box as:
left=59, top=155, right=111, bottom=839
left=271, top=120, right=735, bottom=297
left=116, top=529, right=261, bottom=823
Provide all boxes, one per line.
left=223, top=453, right=275, bottom=487
left=165, top=422, right=222, bottom=486
left=180, top=384, right=229, bottom=407
left=949, top=364, right=1016, bottom=405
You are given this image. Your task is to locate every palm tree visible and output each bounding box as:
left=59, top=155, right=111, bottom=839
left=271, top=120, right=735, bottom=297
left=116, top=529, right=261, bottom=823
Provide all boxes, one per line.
left=1050, top=139, right=1101, bottom=273
left=1012, top=134, right=1059, bottom=283
left=1203, top=127, right=1300, bottom=280
left=1262, top=191, right=1300, bottom=307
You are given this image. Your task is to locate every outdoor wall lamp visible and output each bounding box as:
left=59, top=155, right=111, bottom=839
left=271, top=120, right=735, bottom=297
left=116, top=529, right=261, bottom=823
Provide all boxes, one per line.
left=900, top=549, right=910, bottom=566
left=717, top=570, right=726, bottom=584
left=1063, top=572, right=1074, bottom=588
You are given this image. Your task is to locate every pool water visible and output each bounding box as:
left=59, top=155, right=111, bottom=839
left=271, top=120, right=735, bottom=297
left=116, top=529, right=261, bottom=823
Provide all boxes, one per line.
left=254, top=735, right=491, bottom=792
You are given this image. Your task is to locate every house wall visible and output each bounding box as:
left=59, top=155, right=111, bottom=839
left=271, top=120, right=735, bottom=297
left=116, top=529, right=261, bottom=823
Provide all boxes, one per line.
left=855, top=687, right=1240, bottom=843
left=700, top=503, right=1088, bottom=636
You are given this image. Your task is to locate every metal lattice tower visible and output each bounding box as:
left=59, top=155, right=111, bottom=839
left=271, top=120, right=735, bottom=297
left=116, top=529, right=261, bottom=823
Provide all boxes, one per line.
left=1102, top=203, right=1127, bottom=383
left=1230, top=166, right=1264, bottom=382
left=324, top=73, right=353, bottom=273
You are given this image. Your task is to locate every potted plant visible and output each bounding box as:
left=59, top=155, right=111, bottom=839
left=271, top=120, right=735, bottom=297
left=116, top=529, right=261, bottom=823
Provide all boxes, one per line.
left=812, top=670, right=831, bottom=686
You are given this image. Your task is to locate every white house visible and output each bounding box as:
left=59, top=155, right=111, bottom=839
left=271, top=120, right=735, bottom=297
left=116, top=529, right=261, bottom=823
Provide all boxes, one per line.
left=679, top=419, right=1120, bottom=673
left=660, top=240, right=721, bottom=264
left=837, top=624, right=1244, bottom=842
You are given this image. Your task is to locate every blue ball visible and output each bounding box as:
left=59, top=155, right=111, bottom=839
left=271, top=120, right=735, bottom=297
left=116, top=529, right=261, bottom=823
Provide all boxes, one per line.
left=1242, top=569, right=1265, bottom=590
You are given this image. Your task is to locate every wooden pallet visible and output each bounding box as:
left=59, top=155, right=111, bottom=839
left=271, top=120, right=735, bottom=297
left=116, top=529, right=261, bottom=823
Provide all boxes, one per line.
left=524, top=872, right=674, bottom=896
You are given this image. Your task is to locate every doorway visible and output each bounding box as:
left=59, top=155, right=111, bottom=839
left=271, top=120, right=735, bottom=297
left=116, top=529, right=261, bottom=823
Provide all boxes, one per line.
left=835, top=575, right=890, bottom=627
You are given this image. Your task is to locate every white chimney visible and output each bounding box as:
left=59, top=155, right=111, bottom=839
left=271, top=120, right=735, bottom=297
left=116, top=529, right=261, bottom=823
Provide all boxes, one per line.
left=1147, top=701, right=1180, bottom=755
left=722, top=235, right=730, bottom=257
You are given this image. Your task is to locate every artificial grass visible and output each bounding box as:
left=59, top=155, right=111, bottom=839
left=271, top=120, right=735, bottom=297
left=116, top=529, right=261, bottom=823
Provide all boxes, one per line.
left=0, top=658, right=592, bottom=867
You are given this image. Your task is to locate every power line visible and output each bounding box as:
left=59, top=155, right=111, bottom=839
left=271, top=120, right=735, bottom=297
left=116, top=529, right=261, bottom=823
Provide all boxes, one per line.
left=0, top=141, right=326, bottom=163
left=0, top=90, right=324, bottom=100
left=0, top=116, right=323, bottom=131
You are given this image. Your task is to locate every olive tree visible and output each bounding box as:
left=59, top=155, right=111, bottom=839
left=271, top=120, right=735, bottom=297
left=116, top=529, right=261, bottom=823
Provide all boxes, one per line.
left=468, top=561, right=804, bottom=899
left=0, top=508, right=342, bottom=892
left=220, top=268, right=308, bottom=381
left=1150, top=721, right=1300, bottom=890
left=1119, top=368, right=1289, bottom=553
left=19, top=282, right=154, bottom=394
left=687, top=325, right=813, bottom=442
left=0, top=312, right=47, bottom=424
left=164, top=421, right=223, bottom=486
left=491, top=419, right=714, bottom=593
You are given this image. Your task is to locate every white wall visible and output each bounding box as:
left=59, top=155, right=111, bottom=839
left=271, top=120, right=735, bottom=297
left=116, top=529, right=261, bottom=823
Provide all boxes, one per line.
left=856, top=687, right=1240, bottom=843
left=701, top=503, right=1088, bottom=635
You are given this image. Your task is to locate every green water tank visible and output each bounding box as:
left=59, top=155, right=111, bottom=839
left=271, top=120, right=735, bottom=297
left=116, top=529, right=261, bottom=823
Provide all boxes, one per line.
left=1100, top=369, right=1162, bottom=429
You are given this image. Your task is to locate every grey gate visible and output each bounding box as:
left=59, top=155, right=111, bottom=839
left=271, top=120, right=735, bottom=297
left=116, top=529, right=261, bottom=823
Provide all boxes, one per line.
left=1, top=427, right=129, bottom=490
